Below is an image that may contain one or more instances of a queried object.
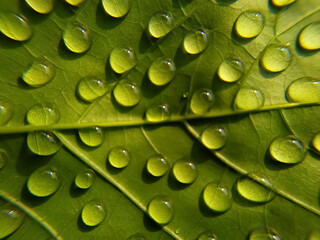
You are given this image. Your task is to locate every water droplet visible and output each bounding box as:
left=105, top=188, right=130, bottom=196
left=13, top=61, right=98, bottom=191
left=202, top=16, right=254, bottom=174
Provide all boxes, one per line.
left=27, top=104, right=60, bottom=125
left=172, top=158, right=197, bottom=184
left=81, top=200, right=106, bottom=226
left=113, top=79, right=141, bottom=107
left=27, top=166, right=61, bottom=197
left=22, top=59, right=55, bottom=87
left=175, top=229, right=180, bottom=234
left=63, top=22, right=91, bottom=54
left=145, top=103, right=171, bottom=122
left=201, top=125, right=227, bottom=150
left=272, top=0, right=295, bottom=7
left=76, top=77, right=108, bottom=102
left=0, top=99, right=13, bottom=126
left=269, top=135, right=306, bottom=164
left=249, top=228, right=280, bottom=240
left=25, top=0, right=54, bottom=14
left=147, top=195, right=173, bottom=225
left=65, top=0, right=86, bottom=6
left=234, top=88, right=264, bottom=110
left=0, top=13, right=32, bottom=41
left=261, top=45, right=292, bottom=72
left=286, top=78, right=320, bottom=103
left=0, top=203, right=25, bottom=238
left=127, top=234, right=145, bottom=240
left=102, top=0, right=131, bottom=18
left=75, top=169, right=95, bottom=189
left=218, top=58, right=244, bottom=83
left=108, top=146, right=130, bottom=168
left=146, top=154, right=169, bottom=177
left=109, top=47, right=137, bottom=74
left=27, top=131, right=62, bottom=156
left=190, top=89, right=215, bottom=114
left=0, top=150, right=6, bottom=170
left=183, top=30, right=208, bottom=54
left=197, top=231, right=217, bottom=240
left=312, top=133, right=320, bottom=153
left=148, top=58, right=176, bottom=86
left=147, top=12, right=173, bottom=38
left=298, top=22, right=320, bottom=50
left=78, top=127, right=104, bottom=147
left=235, top=11, right=264, bottom=39
left=202, top=182, right=232, bottom=213
left=182, top=91, right=189, bottom=98
left=308, top=230, right=320, bottom=240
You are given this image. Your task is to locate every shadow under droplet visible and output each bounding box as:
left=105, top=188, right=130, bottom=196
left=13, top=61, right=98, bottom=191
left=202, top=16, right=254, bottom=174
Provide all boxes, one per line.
left=167, top=168, right=190, bottom=191
left=20, top=182, right=51, bottom=207
left=173, top=44, right=200, bottom=69
left=0, top=32, right=26, bottom=49
left=263, top=149, right=297, bottom=171
left=69, top=182, right=88, bottom=198
left=105, top=160, right=124, bottom=175
left=141, top=71, right=168, bottom=98
left=57, top=39, right=88, bottom=60
left=141, top=164, right=161, bottom=184
left=77, top=213, right=98, bottom=232
left=214, top=0, right=238, bottom=5
left=198, top=189, right=226, bottom=218
left=230, top=24, right=255, bottom=46
left=54, top=0, right=78, bottom=19
left=295, top=38, right=320, bottom=57
left=139, top=30, right=153, bottom=54
left=18, top=0, right=49, bottom=24
left=143, top=214, right=162, bottom=232
left=95, top=1, right=125, bottom=30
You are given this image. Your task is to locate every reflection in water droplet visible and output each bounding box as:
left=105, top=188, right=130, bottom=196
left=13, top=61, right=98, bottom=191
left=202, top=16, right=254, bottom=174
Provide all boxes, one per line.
left=269, top=135, right=305, bottom=164
left=0, top=100, right=13, bottom=126
left=27, top=166, right=61, bottom=197
left=0, top=203, right=25, bottom=239
left=146, top=154, right=169, bottom=177
left=127, top=234, right=145, bottom=240
left=218, top=58, right=244, bottom=82
left=235, top=11, right=264, bottom=39
left=25, top=0, right=54, bottom=14
left=308, top=229, right=320, bottom=240
left=190, top=89, right=215, bottom=114
left=234, top=88, right=264, bottom=110
left=202, top=182, right=232, bottom=213
left=75, top=169, right=95, bottom=189
left=249, top=228, right=280, bottom=240
left=147, top=195, right=173, bottom=225
left=148, top=12, right=173, bottom=38
left=148, top=58, right=176, bottom=86
left=22, top=59, right=55, bottom=87
left=78, top=127, right=104, bottom=147
left=102, top=0, right=131, bottom=18
left=299, top=22, right=320, bottom=50
left=77, top=77, right=108, bottom=102
left=109, top=47, right=137, bottom=74
left=108, top=146, right=130, bottom=168
left=63, top=22, right=91, bottom=53
left=0, top=13, right=32, bottom=41
left=183, top=30, right=208, bottom=54
left=65, top=0, right=86, bottom=6
left=201, top=125, right=227, bottom=150
left=173, top=158, right=197, bottom=184
left=197, top=231, right=217, bottom=240
left=27, top=131, right=62, bottom=156
left=27, top=104, right=60, bottom=125
left=146, top=103, right=171, bottom=122
left=113, top=79, right=141, bottom=107
left=272, top=0, right=295, bottom=7
left=81, top=200, right=106, bottom=226
left=261, top=45, right=292, bottom=72
left=0, top=150, right=6, bottom=170
left=286, top=78, right=320, bottom=103
left=312, top=133, right=320, bottom=153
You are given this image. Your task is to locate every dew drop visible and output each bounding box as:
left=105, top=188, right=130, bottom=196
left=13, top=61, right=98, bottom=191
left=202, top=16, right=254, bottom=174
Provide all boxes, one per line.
left=261, top=45, right=292, bottom=72
left=148, top=58, right=176, bottom=86
left=298, top=22, right=320, bottom=50
left=249, top=228, right=280, bottom=240
left=312, top=133, right=320, bottom=153
left=78, top=127, right=104, bottom=147
left=218, top=58, right=244, bottom=83
left=0, top=203, right=25, bottom=239
left=146, top=154, right=169, bottom=177
left=27, top=104, right=60, bottom=125
left=25, top=0, right=54, bottom=14
left=202, top=182, right=232, bottom=213
left=286, top=78, right=320, bottom=103
left=190, top=89, right=215, bottom=114
left=201, top=125, right=227, bottom=150
left=113, top=79, right=141, bottom=107
left=0, top=100, right=13, bottom=126
left=77, top=77, right=108, bottom=102
left=27, top=131, right=62, bottom=156
left=147, top=195, right=173, bottom=225
left=235, top=11, right=264, bottom=39
left=172, top=158, right=197, bottom=184
left=197, top=231, right=217, bottom=240
left=234, top=88, right=264, bottom=110
left=183, top=30, right=208, bottom=54
left=81, top=200, right=106, bottom=226
left=145, top=103, right=171, bottom=122
left=22, top=59, right=55, bottom=87
left=269, top=135, right=306, bottom=164
left=109, top=47, right=137, bottom=74
left=75, top=169, right=95, bottom=189
left=147, top=12, right=173, bottom=38
left=127, top=234, right=145, bottom=240
left=0, top=13, right=32, bottom=41
left=63, top=22, right=91, bottom=54
left=65, top=0, right=86, bottom=6
left=308, top=230, right=320, bottom=240
left=0, top=150, right=6, bottom=170
left=272, top=0, right=296, bottom=7
left=27, top=166, right=61, bottom=197
left=108, top=146, right=130, bottom=168
left=102, top=0, right=132, bottom=18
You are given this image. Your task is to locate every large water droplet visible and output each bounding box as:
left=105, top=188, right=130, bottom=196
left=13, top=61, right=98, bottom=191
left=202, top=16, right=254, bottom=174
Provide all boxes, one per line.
left=249, top=228, right=280, bottom=240
left=102, top=0, right=131, bottom=18
left=0, top=149, right=7, bottom=170
left=235, top=11, right=264, bottom=39
left=172, top=158, right=197, bottom=184
left=312, top=133, right=320, bottom=153
left=308, top=230, right=320, bottom=240
left=63, top=22, right=91, bottom=54
left=183, top=30, right=208, bottom=54
left=145, top=103, right=171, bottom=122
left=78, top=127, right=104, bottom=147
left=148, top=58, right=176, bottom=86
left=269, top=135, right=306, bottom=164
left=27, top=131, right=62, bottom=156
left=234, top=88, right=264, bottom=110
left=197, top=231, right=217, bottom=240
left=108, top=146, right=130, bottom=168
left=147, top=12, right=173, bottom=38
left=261, top=45, right=292, bottom=72
left=202, top=182, right=232, bottom=213
left=76, top=77, right=108, bottom=102
left=81, top=200, right=106, bottom=226
left=65, top=0, right=86, bottom=6
left=298, top=22, right=320, bottom=50
left=109, top=47, right=137, bottom=74
left=113, top=79, right=141, bottom=107
left=0, top=203, right=25, bottom=239
left=146, top=154, right=169, bottom=177
left=218, top=58, right=244, bottom=83
left=127, top=234, right=145, bottom=240
left=25, top=0, right=54, bottom=14
left=27, top=104, right=60, bottom=125
left=27, top=166, right=61, bottom=197
left=272, top=0, right=295, bottom=7
left=22, top=59, right=55, bottom=87
left=190, top=89, right=215, bottom=114
left=201, top=125, right=227, bottom=150
left=0, top=13, right=32, bottom=41
left=0, top=99, right=13, bottom=126
left=286, top=78, right=320, bottom=103
left=147, top=195, right=173, bottom=225
left=75, top=169, right=95, bottom=189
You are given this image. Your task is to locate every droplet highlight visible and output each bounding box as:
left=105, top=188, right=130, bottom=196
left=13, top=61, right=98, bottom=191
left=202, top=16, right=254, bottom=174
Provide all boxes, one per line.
left=148, top=58, right=176, bottom=86
left=75, top=169, right=95, bottom=189
left=183, top=30, right=208, bottom=54
left=286, top=78, right=320, bottom=103
left=298, top=22, right=320, bottom=50
left=218, top=58, right=244, bottom=83
left=146, top=154, right=169, bottom=177
left=235, top=11, right=264, bottom=39
left=78, top=127, right=104, bottom=147
left=81, top=200, right=106, bottom=226
left=249, top=228, right=280, bottom=240
left=197, top=231, right=217, bottom=240
left=22, top=59, right=55, bottom=87
left=0, top=203, right=25, bottom=239
left=113, top=79, right=141, bottom=107
left=27, top=131, right=62, bottom=156
left=108, top=146, right=130, bottom=168
left=272, top=0, right=295, bottom=7
left=201, top=125, right=227, bottom=150
left=202, top=182, right=232, bottom=213
left=145, top=103, right=171, bottom=122
left=172, top=158, right=197, bottom=184
left=63, top=22, right=91, bottom=54
left=102, top=0, right=131, bottom=18
left=27, top=104, right=60, bottom=125
left=26, top=0, right=54, bottom=14
left=147, top=195, right=173, bottom=225
left=261, top=45, right=292, bottom=72
left=0, top=13, right=32, bottom=41
left=77, top=77, right=108, bottom=102
left=0, top=99, right=13, bottom=126
left=109, top=47, right=137, bottom=74
left=148, top=12, right=173, bottom=38
left=234, top=88, right=264, bottom=110
left=190, top=89, right=215, bottom=114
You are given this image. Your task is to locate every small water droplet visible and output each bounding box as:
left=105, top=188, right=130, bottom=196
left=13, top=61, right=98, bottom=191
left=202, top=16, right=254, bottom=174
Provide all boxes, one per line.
left=145, top=103, right=171, bottom=122
left=27, top=131, right=62, bottom=156
left=113, top=79, right=141, bottom=107
left=175, top=229, right=180, bottom=234
left=148, top=58, right=176, bottom=86
left=272, top=0, right=295, bottom=7
left=269, top=135, right=306, bottom=164
left=197, top=231, right=217, bottom=240
left=147, top=195, right=173, bottom=225
left=109, top=47, right=137, bottom=74
left=147, top=12, right=173, bottom=38
left=76, top=77, right=108, bottom=102
left=146, top=154, right=169, bottom=177
left=0, top=13, right=32, bottom=41
left=102, top=0, right=132, bottom=18
left=190, top=89, right=215, bottom=114
left=261, top=45, right=292, bottom=72
left=201, top=125, right=227, bottom=150
left=298, top=22, right=320, bottom=50
left=22, top=59, right=55, bottom=87
left=0, top=203, right=25, bottom=238
left=127, top=234, right=145, bottom=240
left=218, top=58, right=244, bottom=82
left=65, top=0, right=86, bottom=6
left=27, top=104, right=60, bottom=125
left=249, top=228, right=280, bottom=240
left=25, top=0, right=54, bottom=14
left=78, top=127, right=104, bottom=147
left=234, top=88, right=264, bottom=110
left=108, top=146, right=130, bottom=168
left=0, top=150, right=7, bottom=170
left=235, top=11, right=264, bottom=39
left=172, top=158, right=197, bottom=184
left=182, top=91, right=189, bottom=98
left=312, top=133, right=320, bottom=153
left=63, top=22, right=91, bottom=53
left=0, top=99, right=13, bottom=126
left=202, top=182, right=232, bottom=213
left=308, top=229, right=320, bottom=240
left=183, top=30, right=208, bottom=54
left=81, top=200, right=106, bottom=226
left=286, top=78, right=320, bottom=103
left=27, top=166, right=61, bottom=197
left=75, top=169, right=95, bottom=189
